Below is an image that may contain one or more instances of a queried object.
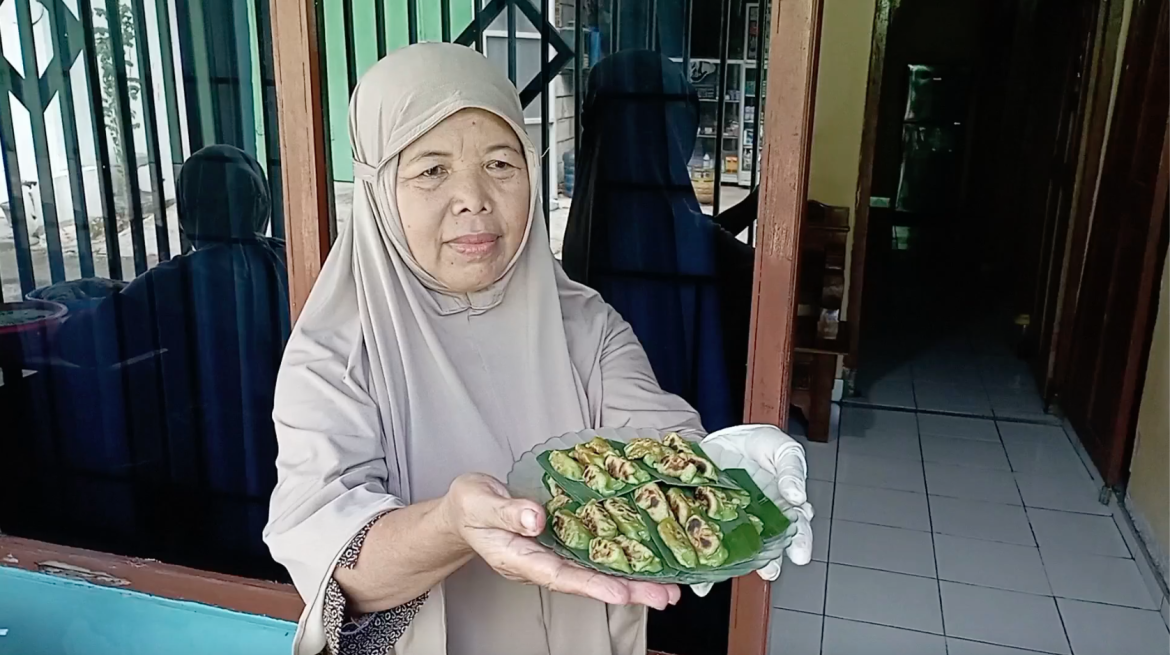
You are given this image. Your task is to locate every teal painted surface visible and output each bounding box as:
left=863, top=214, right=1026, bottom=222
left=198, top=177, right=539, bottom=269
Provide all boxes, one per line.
left=324, top=0, right=476, bottom=181
left=0, top=567, right=295, bottom=655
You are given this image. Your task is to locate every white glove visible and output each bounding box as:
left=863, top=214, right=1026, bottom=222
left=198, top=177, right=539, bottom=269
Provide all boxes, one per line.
left=690, top=424, right=814, bottom=598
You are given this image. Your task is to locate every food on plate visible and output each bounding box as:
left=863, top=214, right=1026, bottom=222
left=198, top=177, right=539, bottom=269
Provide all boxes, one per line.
left=546, top=494, right=573, bottom=513
left=551, top=509, right=593, bottom=550
left=549, top=450, right=585, bottom=481
left=666, top=487, right=698, bottom=524
left=545, top=474, right=566, bottom=499
left=655, top=453, right=699, bottom=484
left=584, top=437, right=619, bottom=456
left=726, top=488, right=752, bottom=508
left=589, top=537, right=633, bottom=573
left=657, top=517, right=699, bottom=569
left=573, top=443, right=607, bottom=468
left=624, top=438, right=672, bottom=466
left=685, top=514, right=729, bottom=567
left=605, top=453, right=651, bottom=485
left=633, top=482, right=672, bottom=523
left=577, top=500, right=619, bottom=539
left=694, top=486, right=739, bottom=521
left=614, top=535, right=663, bottom=573
left=582, top=463, right=624, bottom=496
left=746, top=513, right=765, bottom=534
left=681, top=453, right=718, bottom=481
left=662, top=432, right=694, bottom=455
left=603, top=497, right=650, bottom=542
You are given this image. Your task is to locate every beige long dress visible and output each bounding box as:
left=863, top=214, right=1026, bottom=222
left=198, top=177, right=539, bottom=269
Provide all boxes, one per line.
left=262, top=43, right=705, bottom=655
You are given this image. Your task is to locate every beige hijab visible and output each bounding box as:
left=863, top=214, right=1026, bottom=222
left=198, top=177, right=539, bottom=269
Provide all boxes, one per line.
left=264, top=43, right=704, bottom=655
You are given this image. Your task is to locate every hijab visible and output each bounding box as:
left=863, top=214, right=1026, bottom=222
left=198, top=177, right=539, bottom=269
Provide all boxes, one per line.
left=264, top=43, right=702, bottom=655
left=561, top=50, right=736, bottom=431
left=178, top=144, right=272, bottom=248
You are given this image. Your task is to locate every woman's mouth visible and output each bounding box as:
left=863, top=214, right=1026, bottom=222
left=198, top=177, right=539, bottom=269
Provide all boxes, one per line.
left=447, top=233, right=500, bottom=257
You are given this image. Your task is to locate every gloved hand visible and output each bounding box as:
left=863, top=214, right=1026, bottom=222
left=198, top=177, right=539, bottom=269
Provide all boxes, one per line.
left=690, top=424, right=814, bottom=597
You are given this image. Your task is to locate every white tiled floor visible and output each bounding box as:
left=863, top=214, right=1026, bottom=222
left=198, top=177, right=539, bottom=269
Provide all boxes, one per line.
left=768, top=328, right=1170, bottom=654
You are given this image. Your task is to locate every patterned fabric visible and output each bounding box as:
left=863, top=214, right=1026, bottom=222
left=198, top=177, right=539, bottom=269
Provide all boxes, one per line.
left=323, top=519, right=429, bottom=655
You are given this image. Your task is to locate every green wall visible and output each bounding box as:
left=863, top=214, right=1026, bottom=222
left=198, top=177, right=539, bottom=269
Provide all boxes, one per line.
left=323, top=0, right=476, bottom=181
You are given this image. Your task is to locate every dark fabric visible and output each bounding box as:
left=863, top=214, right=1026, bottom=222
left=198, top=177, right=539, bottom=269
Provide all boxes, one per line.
left=178, top=144, right=272, bottom=249
left=562, top=50, right=751, bottom=432
left=43, top=146, right=290, bottom=575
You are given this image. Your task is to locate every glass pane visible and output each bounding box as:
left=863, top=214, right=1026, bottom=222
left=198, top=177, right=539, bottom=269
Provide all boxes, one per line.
left=1, top=0, right=289, bottom=581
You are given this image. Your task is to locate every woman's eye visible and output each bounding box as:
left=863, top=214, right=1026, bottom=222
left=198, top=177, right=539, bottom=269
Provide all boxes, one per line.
left=487, top=160, right=516, bottom=172
left=420, top=166, right=445, bottom=178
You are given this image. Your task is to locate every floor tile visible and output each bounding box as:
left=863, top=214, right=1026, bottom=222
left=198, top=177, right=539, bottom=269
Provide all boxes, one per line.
left=771, top=559, right=827, bottom=615
left=1042, top=550, right=1159, bottom=609
left=934, top=534, right=1051, bottom=595
left=1013, top=471, right=1110, bottom=516
left=767, top=609, right=823, bottom=655
left=997, top=422, right=1068, bottom=442
left=917, top=414, right=1000, bottom=442
left=811, top=513, right=830, bottom=562
left=940, top=582, right=1071, bottom=654
left=946, top=638, right=1058, bottom=655
left=930, top=496, right=1036, bottom=546
left=856, top=378, right=917, bottom=409
left=836, top=452, right=927, bottom=493
left=821, top=617, right=946, bottom=655
left=807, top=479, right=835, bottom=518
left=915, top=393, right=993, bottom=415
left=799, top=435, right=838, bottom=482
left=921, top=435, right=1011, bottom=470
left=839, top=432, right=922, bottom=462
left=834, top=483, right=931, bottom=532
left=840, top=407, right=919, bottom=437
left=829, top=519, right=936, bottom=578
left=825, top=565, right=943, bottom=634
left=1002, top=436, right=1088, bottom=478
left=1027, top=508, right=1130, bottom=558
left=924, top=463, right=1022, bottom=506
left=1058, top=598, right=1170, bottom=655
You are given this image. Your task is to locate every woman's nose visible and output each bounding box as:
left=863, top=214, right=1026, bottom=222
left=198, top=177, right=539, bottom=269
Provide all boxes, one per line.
left=449, top=168, right=493, bottom=215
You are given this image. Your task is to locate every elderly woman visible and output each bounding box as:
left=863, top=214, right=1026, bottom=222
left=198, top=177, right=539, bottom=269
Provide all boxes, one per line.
left=264, top=43, right=812, bottom=655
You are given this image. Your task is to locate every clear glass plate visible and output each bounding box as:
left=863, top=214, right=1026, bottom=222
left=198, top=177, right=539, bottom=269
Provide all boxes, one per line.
left=507, top=427, right=798, bottom=584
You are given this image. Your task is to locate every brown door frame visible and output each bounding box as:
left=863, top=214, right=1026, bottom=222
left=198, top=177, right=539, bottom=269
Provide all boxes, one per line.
left=843, top=0, right=896, bottom=374
left=731, top=0, right=824, bottom=653
left=272, top=0, right=334, bottom=322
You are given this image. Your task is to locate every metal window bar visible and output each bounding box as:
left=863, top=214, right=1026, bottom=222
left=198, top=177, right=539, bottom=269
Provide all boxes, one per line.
left=748, top=0, right=767, bottom=246
left=315, top=0, right=338, bottom=244
left=711, top=0, right=733, bottom=216
left=442, top=0, right=453, bottom=41
left=15, top=0, right=67, bottom=283
left=573, top=0, right=583, bottom=159
left=0, top=35, right=35, bottom=297
left=473, top=0, right=484, bottom=51
left=78, top=0, right=123, bottom=280
left=408, top=0, right=419, bottom=44
left=507, top=1, right=517, bottom=84
left=682, top=0, right=691, bottom=79
left=342, top=0, right=359, bottom=93
left=104, top=0, right=149, bottom=276
left=46, top=0, right=97, bottom=279
left=375, top=0, right=388, bottom=58
left=541, top=0, right=549, bottom=225
left=253, top=0, right=284, bottom=239
left=155, top=0, right=189, bottom=244
left=131, top=0, right=172, bottom=263
left=612, top=0, right=620, bottom=52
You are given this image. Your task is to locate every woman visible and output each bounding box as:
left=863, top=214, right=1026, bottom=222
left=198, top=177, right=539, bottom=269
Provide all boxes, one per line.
left=264, top=43, right=811, bottom=655
left=561, top=51, right=758, bottom=432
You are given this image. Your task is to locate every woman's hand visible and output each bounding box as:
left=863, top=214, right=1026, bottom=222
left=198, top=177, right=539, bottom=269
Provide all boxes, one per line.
left=440, top=473, right=681, bottom=610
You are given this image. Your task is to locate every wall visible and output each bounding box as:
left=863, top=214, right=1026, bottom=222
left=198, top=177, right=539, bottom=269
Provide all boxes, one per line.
left=1129, top=255, right=1170, bottom=578
left=807, top=0, right=876, bottom=319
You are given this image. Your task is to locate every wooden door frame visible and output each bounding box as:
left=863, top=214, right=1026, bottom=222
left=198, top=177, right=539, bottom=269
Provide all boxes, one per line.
left=269, top=1, right=826, bottom=651
left=731, top=0, right=824, bottom=653
left=843, top=0, right=896, bottom=374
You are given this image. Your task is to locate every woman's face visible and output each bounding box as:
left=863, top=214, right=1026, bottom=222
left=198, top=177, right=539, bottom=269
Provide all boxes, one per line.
left=396, top=108, right=530, bottom=294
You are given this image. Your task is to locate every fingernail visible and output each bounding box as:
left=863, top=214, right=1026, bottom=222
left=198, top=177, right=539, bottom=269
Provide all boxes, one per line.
left=521, top=510, right=538, bottom=532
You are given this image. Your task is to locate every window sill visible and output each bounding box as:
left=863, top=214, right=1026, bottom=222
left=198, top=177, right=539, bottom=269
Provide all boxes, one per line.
left=0, top=536, right=303, bottom=622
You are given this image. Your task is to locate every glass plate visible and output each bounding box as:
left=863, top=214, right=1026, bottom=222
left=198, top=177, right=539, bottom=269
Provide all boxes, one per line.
left=507, top=427, right=799, bottom=584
